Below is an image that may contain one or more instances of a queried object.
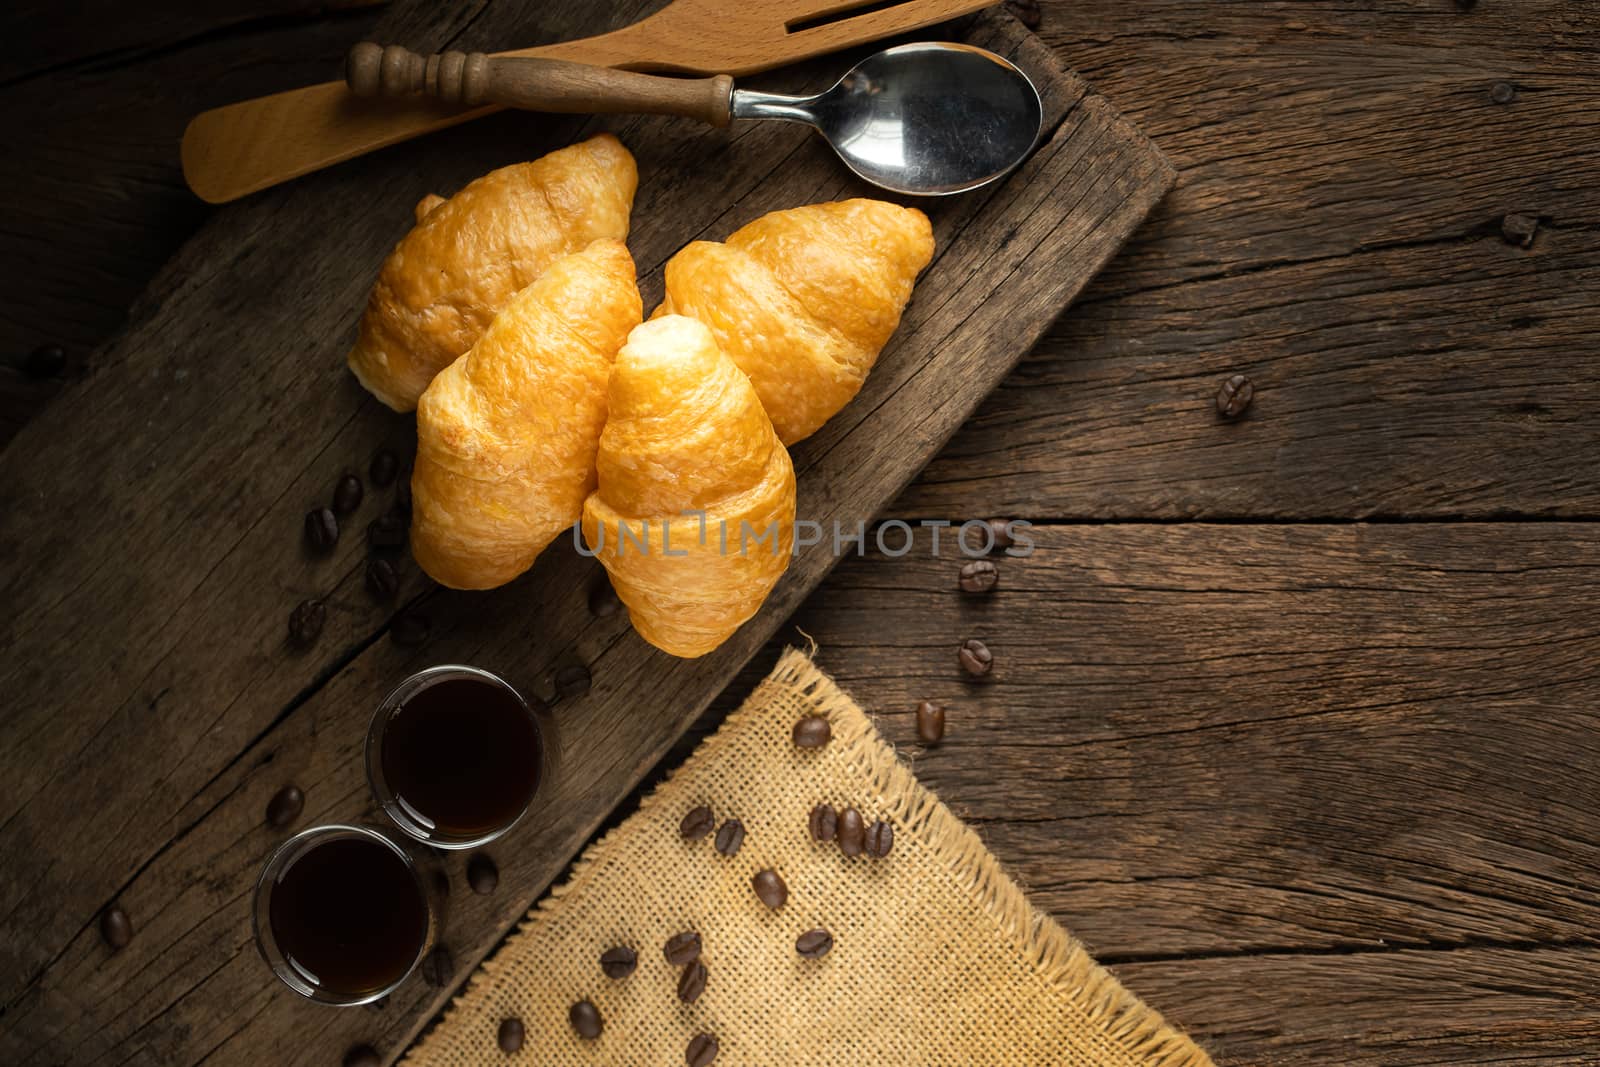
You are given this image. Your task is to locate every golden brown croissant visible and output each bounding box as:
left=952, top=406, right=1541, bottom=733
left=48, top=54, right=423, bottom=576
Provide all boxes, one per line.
left=654, top=199, right=935, bottom=444
left=349, top=134, right=637, bottom=411
left=411, top=240, right=643, bottom=590
left=582, top=316, right=796, bottom=658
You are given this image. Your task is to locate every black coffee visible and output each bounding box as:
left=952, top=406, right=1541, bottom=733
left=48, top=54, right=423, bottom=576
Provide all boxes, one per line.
left=381, top=675, right=542, bottom=840
left=269, top=835, right=427, bottom=997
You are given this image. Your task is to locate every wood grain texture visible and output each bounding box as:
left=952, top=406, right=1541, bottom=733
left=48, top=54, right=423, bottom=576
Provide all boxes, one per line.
left=0, top=8, right=1173, bottom=1063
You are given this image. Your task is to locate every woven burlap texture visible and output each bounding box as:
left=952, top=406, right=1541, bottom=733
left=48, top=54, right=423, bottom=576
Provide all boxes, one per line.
left=404, top=649, right=1213, bottom=1067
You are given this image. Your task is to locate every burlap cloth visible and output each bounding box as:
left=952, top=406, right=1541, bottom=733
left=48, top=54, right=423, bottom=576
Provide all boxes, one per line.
left=404, top=650, right=1212, bottom=1066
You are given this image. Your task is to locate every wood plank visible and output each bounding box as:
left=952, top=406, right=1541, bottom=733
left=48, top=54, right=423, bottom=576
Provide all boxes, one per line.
left=0, top=9, right=1173, bottom=1063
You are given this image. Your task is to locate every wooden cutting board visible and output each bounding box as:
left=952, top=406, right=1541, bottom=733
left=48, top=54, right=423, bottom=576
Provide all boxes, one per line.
left=0, top=4, right=1172, bottom=1064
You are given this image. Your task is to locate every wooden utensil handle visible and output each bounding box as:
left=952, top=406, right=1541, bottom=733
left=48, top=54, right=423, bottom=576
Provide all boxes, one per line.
left=345, top=43, right=734, bottom=127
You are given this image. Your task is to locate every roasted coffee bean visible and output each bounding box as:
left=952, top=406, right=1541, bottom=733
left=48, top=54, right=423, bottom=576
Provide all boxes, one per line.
left=792, top=716, right=832, bottom=749
left=24, top=343, right=66, bottom=379
left=367, top=511, right=408, bottom=551
left=1489, top=80, right=1517, bottom=105
left=1215, top=374, right=1255, bottom=418
left=600, top=945, right=637, bottom=979
left=915, top=701, right=946, bottom=744
left=366, top=558, right=399, bottom=599
left=808, top=803, right=838, bottom=842
left=837, top=807, right=866, bottom=857
left=369, top=448, right=400, bottom=487
left=100, top=905, right=132, bottom=951
left=958, top=638, right=993, bottom=677
left=959, top=559, right=999, bottom=594
left=288, top=599, right=326, bottom=645
left=677, top=958, right=708, bottom=1003
left=333, top=472, right=364, bottom=514
left=421, top=943, right=453, bottom=987
left=394, top=477, right=413, bottom=515
left=752, top=868, right=788, bottom=910
left=554, top=664, right=592, bottom=699
left=467, top=852, right=499, bottom=895
left=304, top=507, right=338, bottom=552
left=1502, top=212, right=1540, bottom=248
left=663, top=930, right=702, bottom=966
left=680, top=805, right=715, bottom=840
left=588, top=580, right=622, bottom=617
left=343, top=1045, right=381, bottom=1067
left=686, top=1032, right=720, bottom=1067
left=569, top=1000, right=603, bottom=1040
left=795, top=928, right=833, bottom=958
left=866, top=820, right=895, bottom=858
left=714, top=818, right=745, bottom=856
left=265, top=784, right=304, bottom=828
left=499, top=1015, right=527, bottom=1052
left=1005, top=0, right=1041, bottom=30
left=987, top=518, right=1017, bottom=551
left=390, top=611, right=429, bottom=647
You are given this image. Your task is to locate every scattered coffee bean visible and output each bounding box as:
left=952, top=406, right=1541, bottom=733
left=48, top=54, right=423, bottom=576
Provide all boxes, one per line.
left=866, top=819, right=895, bottom=858
left=795, top=928, right=834, bottom=958
left=1215, top=374, right=1254, bottom=418
left=916, top=700, right=946, bottom=744
left=1489, top=80, right=1517, bottom=105
left=680, top=805, right=715, bottom=840
left=569, top=1000, right=603, bottom=1040
left=554, top=664, right=592, bottom=699
left=714, top=818, right=745, bottom=856
left=304, top=507, right=338, bottom=552
left=100, top=905, right=132, bottom=951
left=588, top=580, right=622, bottom=617
left=390, top=611, right=429, bottom=647
left=333, top=472, right=364, bottom=515
left=288, top=599, right=326, bottom=646
left=369, top=448, right=400, bottom=487
left=686, top=1032, right=719, bottom=1067
left=394, top=477, right=413, bottom=515
left=600, top=945, right=637, bottom=979
left=663, top=930, right=702, bottom=966
left=809, top=803, right=838, bottom=842
left=1005, top=0, right=1041, bottom=30
left=959, top=559, right=999, bottom=594
left=467, top=852, right=499, bottom=895
left=677, top=958, right=708, bottom=1003
left=752, top=869, right=788, bottom=910
left=24, top=343, right=66, bottom=379
left=792, top=716, right=832, bottom=749
left=421, top=943, right=453, bottom=986
left=1502, top=212, right=1539, bottom=248
left=499, top=1014, right=528, bottom=1052
left=837, top=807, right=865, bottom=857
left=343, top=1045, right=381, bottom=1067
left=265, top=784, right=304, bottom=828
left=367, top=511, right=408, bottom=551
left=958, top=638, right=993, bottom=678
left=987, top=518, right=1017, bottom=552
left=366, top=558, right=399, bottom=599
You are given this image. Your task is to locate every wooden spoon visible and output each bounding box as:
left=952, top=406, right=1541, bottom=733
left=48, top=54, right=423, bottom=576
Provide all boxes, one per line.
left=180, top=0, right=994, bottom=204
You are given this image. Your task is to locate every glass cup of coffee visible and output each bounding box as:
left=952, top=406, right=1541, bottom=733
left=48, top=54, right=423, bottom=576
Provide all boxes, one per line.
left=252, top=824, right=440, bottom=1005
left=366, top=664, right=551, bottom=850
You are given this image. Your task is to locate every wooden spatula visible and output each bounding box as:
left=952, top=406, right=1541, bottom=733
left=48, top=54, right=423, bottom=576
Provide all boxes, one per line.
left=181, top=0, right=994, bottom=204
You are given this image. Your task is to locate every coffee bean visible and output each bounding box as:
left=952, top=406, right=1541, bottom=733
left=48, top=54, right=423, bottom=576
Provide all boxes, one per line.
left=987, top=518, right=1016, bottom=551
left=1502, top=212, right=1540, bottom=248
left=24, top=343, right=66, bottom=379
left=100, top=905, right=132, bottom=951
left=569, top=1000, right=602, bottom=1040
left=663, top=930, right=702, bottom=966
left=958, top=638, right=993, bottom=677
left=1215, top=374, right=1254, bottom=418
left=792, top=716, right=831, bottom=749
left=265, top=784, right=304, bottom=829
left=390, top=611, right=429, bottom=647
left=499, top=1015, right=527, bottom=1052
left=588, top=580, right=622, bottom=617
left=333, top=472, right=364, bottom=515
left=421, top=943, right=453, bottom=986
left=680, top=805, right=715, bottom=840
left=369, top=449, right=400, bottom=488
left=808, top=803, right=838, bottom=842
left=288, top=599, right=325, bottom=646
left=1489, top=80, right=1517, bottom=105
left=600, top=945, right=637, bottom=979
left=467, top=852, right=498, bottom=895
left=304, top=507, right=338, bottom=552
left=752, top=868, right=788, bottom=910
left=554, top=664, right=592, bottom=700
left=795, top=928, right=833, bottom=958
left=837, top=807, right=865, bottom=857
left=915, top=701, right=946, bottom=744
left=677, top=958, right=707, bottom=1003
left=343, top=1045, right=381, bottom=1067
left=366, top=558, right=399, bottom=599
left=394, top=477, right=413, bottom=515
left=686, top=1032, right=719, bottom=1067
left=367, top=511, right=407, bottom=551
left=959, top=559, right=998, bottom=594
left=1005, top=0, right=1041, bottom=30
left=714, top=818, right=745, bottom=856
left=866, top=820, right=895, bottom=858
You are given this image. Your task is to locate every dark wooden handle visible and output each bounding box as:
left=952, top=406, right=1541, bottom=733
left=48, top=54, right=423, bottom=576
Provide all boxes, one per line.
left=346, top=43, right=734, bottom=127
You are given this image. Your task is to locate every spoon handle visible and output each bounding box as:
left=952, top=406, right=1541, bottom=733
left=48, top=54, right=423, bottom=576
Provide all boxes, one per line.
left=346, top=44, right=734, bottom=127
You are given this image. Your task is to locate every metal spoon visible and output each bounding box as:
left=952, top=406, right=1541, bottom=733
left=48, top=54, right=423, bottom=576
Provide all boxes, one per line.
left=347, top=41, right=1043, bottom=196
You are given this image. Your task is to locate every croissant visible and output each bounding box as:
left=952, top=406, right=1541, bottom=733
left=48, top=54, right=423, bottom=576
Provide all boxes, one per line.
left=411, top=239, right=643, bottom=590
left=582, top=316, right=796, bottom=658
left=349, top=133, right=637, bottom=411
left=655, top=199, right=935, bottom=444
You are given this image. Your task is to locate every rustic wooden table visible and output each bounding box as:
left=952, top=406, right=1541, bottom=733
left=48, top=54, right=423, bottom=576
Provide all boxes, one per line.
left=2, top=2, right=1597, bottom=1065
